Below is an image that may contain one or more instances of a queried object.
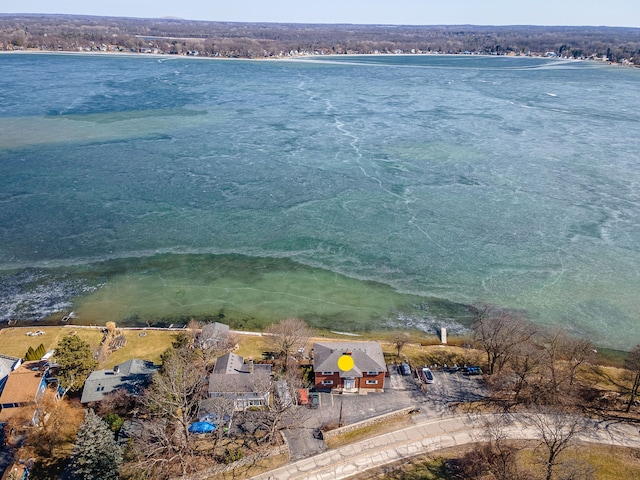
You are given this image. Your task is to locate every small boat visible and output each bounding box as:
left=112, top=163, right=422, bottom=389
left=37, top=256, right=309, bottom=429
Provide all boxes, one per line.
left=61, top=311, right=76, bottom=322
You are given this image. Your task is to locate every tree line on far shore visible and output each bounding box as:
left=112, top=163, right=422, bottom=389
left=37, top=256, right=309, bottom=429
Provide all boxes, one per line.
left=1, top=14, right=640, bottom=64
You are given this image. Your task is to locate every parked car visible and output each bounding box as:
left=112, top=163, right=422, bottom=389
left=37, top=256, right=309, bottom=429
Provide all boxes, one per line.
left=421, top=367, right=435, bottom=384
left=462, top=366, right=483, bottom=375
left=399, top=363, right=411, bottom=376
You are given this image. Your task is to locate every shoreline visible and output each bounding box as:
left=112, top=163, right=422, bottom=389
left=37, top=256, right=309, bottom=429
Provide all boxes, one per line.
left=0, top=252, right=475, bottom=338
left=2, top=48, right=635, bottom=68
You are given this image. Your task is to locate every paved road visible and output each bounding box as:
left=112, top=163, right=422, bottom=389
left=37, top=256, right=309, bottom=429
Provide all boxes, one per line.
left=252, top=413, right=640, bottom=480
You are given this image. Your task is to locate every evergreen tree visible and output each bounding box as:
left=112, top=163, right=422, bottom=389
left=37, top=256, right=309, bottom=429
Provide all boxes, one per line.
left=25, top=346, right=36, bottom=361
left=67, top=409, right=123, bottom=480
left=54, top=334, right=97, bottom=396
left=25, top=344, right=47, bottom=361
left=35, top=343, right=46, bottom=359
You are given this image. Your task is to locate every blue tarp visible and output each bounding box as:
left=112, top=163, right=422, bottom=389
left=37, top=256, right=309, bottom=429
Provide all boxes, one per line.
left=188, top=421, right=216, bottom=433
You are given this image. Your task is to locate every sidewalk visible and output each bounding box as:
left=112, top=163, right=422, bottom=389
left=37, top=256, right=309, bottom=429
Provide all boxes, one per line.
left=249, top=413, right=640, bottom=480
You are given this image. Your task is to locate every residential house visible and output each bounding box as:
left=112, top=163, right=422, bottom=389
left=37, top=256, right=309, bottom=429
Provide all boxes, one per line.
left=81, top=359, right=158, bottom=404
left=197, top=321, right=231, bottom=350
left=313, top=341, right=387, bottom=394
left=0, top=360, right=50, bottom=425
left=208, top=352, right=272, bottom=410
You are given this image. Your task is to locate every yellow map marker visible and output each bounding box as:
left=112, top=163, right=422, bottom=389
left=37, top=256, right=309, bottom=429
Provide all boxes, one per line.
left=337, top=354, right=355, bottom=372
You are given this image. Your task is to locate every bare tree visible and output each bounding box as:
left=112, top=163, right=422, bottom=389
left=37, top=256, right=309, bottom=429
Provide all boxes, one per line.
left=559, top=335, right=595, bottom=387
left=525, top=409, right=587, bottom=480
left=390, top=331, right=409, bottom=358
left=509, top=340, right=544, bottom=405
left=196, top=328, right=238, bottom=368
left=197, top=395, right=236, bottom=449
left=472, top=304, right=537, bottom=375
left=264, top=318, right=312, bottom=372
left=235, top=369, right=311, bottom=452
left=95, top=388, right=141, bottom=418
left=446, top=415, right=527, bottom=480
left=539, top=329, right=566, bottom=405
left=624, top=344, right=640, bottom=413
left=136, top=346, right=209, bottom=478
left=539, top=329, right=595, bottom=403
left=14, top=394, right=84, bottom=460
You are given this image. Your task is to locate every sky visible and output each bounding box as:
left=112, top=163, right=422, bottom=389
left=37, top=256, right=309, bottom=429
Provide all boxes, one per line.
left=3, top=0, right=640, bottom=28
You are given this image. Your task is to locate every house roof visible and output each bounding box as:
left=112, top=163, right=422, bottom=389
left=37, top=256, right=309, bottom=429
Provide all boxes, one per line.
left=201, top=322, right=229, bottom=338
left=313, top=341, right=386, bottom=378
left=212, top=352, right=249, bottom=374
left=80, top=359, right=158, bottom=404
left=0, top=360, right=47, bottom=406
left=0, top=354, right=22, bottom=392
left=209, top=353, right=271, bottom=394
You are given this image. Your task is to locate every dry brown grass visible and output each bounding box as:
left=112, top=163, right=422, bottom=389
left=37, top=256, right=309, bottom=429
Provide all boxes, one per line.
left=0, top=326, right=103, bottom=358
left=234, top=333, right=269, bottom=360
left=364, top=441, right=640, bottom=479
left=216, top=452, right=290, bottom=480
left=0, top=326, right=178, bottom=367
left=323, top=414, right=414, bottom=449
left=100, top=329, right=176, bottom=368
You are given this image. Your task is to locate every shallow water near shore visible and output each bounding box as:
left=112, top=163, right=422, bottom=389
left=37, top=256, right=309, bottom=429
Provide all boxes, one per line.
left=0, top=254, right=473, bottom=333
left=2, top=54, right=640, bottom=348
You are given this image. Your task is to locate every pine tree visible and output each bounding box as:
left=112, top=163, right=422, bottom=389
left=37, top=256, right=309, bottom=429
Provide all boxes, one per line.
left=35, top=343, right=46, bottom=359
left=54, top=334, right=98, bottom=396
left=67, top=409, right=123, bottom=480
left=25, top=346, right=36, bottom=361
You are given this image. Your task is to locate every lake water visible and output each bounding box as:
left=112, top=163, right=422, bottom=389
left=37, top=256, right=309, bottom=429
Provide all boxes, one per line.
left=1, top=53, right=640, bottom=349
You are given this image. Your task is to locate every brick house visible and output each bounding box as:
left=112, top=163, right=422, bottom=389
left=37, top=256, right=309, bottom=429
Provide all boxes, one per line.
left=313, top=341, right=387, bottom=394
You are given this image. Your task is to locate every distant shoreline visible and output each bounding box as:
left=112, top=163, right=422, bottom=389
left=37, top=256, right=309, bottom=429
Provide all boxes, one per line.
left=2, top=48, right=635, bottom=68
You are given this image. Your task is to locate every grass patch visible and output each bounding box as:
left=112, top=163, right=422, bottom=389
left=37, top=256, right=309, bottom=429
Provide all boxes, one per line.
left=100, top=329, right=176, bottom=368
left=324, top=414, right=414, bottom=449
left=234, top=333, right=269, bottom=360
left=215, top=452, right=289, bottom=480
left=0, top=326, right=103, bottom=359
left=367, top=442, right=640, bottom=480
left=0, top=326, right=179, bottom=367
left=597, top=347, right=628, bottom=368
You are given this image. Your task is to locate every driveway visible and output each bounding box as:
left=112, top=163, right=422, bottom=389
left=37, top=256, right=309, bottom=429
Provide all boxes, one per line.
left=283, top=365, right=487, bottom=460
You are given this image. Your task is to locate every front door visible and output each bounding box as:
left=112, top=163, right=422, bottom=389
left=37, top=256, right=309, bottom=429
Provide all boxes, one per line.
left=344, top=378, right=356, bottom=390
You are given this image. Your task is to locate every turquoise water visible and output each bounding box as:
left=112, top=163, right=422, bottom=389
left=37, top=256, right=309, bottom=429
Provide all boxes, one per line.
left=1, top=53, right=640, bottom=348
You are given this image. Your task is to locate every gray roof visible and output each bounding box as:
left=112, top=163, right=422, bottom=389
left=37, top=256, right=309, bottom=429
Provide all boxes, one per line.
left=0, top=354, right=22, bottom=394
left=81, top=359, right=158, bottom=404
left=0, top=354, right=21, bottom=379
left=199, top=322, right=231, bottom=349
left=201, top=322, right=229, bottom=338
left=313, top=341, right=386, bottom=378
left=209, top=353, right=271, bottom=394
left=213, top=352, right=249, bottom=374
